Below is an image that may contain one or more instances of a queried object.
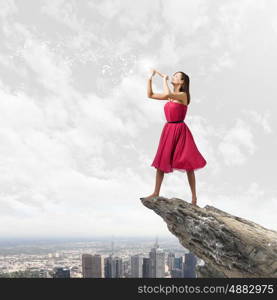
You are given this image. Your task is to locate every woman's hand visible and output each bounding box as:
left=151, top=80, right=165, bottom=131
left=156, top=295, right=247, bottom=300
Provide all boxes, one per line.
left=148, top=69, right=156, bottom=78
left=155, top=70, right=169, bottom=80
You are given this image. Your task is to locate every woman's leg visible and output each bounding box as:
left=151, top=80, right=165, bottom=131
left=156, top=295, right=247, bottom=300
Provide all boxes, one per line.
left=186, top=170, right=197, bottom=205
left=141, top=169, right=165, bottom=200
left=153, top=168, right=165, bottom=196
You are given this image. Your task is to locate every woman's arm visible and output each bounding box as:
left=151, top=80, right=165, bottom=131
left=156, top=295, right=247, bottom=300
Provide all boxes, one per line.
left=154, top=70, right=164, bottom=78
left=147, top=69, right=186, bottom=101
left=147, top=74, right=154, bottom=97
left=147, top=70, right=168, bottom=100
left=154, top=70, right=172, bottom=94
left=159, top=72, right=186, bottom=102
left=162, top=77, right=172, bottom=95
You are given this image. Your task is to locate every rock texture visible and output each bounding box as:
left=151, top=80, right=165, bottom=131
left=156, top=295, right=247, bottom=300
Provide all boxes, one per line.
left=140, top=196, right=277, bottom=278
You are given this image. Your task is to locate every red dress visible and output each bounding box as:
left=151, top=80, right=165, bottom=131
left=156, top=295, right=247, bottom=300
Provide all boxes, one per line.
left=151, top=100, right=207, bottom=173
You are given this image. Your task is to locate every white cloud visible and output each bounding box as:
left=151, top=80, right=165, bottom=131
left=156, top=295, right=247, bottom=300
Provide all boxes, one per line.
left=242, top=109, right=272, bottom=134
left=209, top=181, right=277, bottom=231
left=20, top=38, right=72, bottom=94
left=218, top=119, right=256, bottom=166
left=0, top=0, right=17, bottom=19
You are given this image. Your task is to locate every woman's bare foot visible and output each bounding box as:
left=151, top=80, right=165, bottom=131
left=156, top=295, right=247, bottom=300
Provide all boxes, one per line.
left=191, top=196, right=198, bottom=206
left=140, top=193, right=159, bottom=200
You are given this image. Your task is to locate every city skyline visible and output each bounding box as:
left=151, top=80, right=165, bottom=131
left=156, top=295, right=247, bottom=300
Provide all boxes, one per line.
left=0, top=236, right=197, bottom=278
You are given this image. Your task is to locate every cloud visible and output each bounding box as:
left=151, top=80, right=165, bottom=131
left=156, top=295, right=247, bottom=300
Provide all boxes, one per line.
left=218, top=119, right=256, bottom=166
left=211, top=181, right=277, bottom=231
left=0, top=0, right=17, bottom=19
left=241, top=109, right=272, bottom=134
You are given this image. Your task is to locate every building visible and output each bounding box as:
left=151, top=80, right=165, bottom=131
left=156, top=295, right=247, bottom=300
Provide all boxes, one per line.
left=183, top=252, right=197, bottom=278
left=171, top=268, right=183, bottom=278
left=122, top=260, right=130, bottom=278
left=167, top=252, right=175, bottom=272
left=114, top=256, right=123, bottom=278
left=82, top=253, right=104, bottom=278
left=38, top=269, right=48, bottom=278
left=104, top=255, right=123, bottom=278
left=53, top=267, right=70, bottom=278
left=82, top=254, right=93, bottom=278
left=142, top=257, right=150, bottom=278
left=130, top=254, right=143, bottom=278
left=149, top=238, right=165, bottom=278
left=173, top=256, right=183, bottom=269
left=91, top=254, right=104, bottom=278
left=104, top=255, right=114, bottom=278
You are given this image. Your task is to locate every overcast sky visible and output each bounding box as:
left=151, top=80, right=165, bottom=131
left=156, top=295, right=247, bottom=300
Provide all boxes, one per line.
left=0, top=0, right=276, bottom=239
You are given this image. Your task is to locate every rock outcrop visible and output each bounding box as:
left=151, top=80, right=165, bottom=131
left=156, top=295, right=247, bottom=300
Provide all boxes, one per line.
left=140, top=196, right=277, bottom=278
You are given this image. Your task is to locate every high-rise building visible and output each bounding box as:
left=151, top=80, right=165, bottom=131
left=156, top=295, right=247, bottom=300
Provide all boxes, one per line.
left=123, top=260, right=130, bottom=278
left=173, top=256, right=183, bottom=269
left=183, top=252, right=197, bottom=278
left=171, top=268, right=183, bottom=278
left=53, top=267, right=70, bottom=278
left=91, top=254, right=104, bottom=278
left=82, top=253, right=104, bottom=278
left=82, top=254, right=93, bottom=278
left=149, top=237, right=165, bottom=278
left=169, top=255, right=184, bottom=278
left=155, top=248, right=165, bottom=278
left=142, top=257, right=150, bottom=278
left=114, top=256, right=123, bottom=278
left=104, top=255, right=123, bottom=278
left=167, top=252, right=175, bottom=272
left=130, top=254, right=143, bottom=278
left=104, top=255, right=115, bottom=278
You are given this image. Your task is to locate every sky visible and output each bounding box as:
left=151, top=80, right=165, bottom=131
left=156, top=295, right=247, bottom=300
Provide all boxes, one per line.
left=0, top=0, right=276, bottom=239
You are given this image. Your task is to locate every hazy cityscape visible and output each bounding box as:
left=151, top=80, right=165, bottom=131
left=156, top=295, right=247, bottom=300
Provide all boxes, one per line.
left=0, top=237, right=202, bottom=278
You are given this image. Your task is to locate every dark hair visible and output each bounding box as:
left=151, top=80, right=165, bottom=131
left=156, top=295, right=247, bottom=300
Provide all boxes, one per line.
left=174, top=71, right=190, bottom=105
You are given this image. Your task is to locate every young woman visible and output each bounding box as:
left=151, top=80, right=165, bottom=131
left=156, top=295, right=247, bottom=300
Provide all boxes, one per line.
left=140, top=69, right=207, bottom=206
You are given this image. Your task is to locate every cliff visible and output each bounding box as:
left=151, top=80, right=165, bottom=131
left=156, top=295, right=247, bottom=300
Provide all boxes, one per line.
left=140, top=196, right=277, bottom=278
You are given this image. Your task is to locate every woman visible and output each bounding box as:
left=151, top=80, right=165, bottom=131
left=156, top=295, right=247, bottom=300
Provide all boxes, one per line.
left=140, top=69, right=207, bottom=206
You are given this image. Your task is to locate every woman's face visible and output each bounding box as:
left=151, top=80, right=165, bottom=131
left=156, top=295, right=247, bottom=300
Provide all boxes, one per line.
left=171, top=72, right=183, bottom=84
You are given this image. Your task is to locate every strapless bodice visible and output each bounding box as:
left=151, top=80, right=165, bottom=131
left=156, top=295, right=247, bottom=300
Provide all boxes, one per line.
left=164, top=101, right=188, bottom=122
